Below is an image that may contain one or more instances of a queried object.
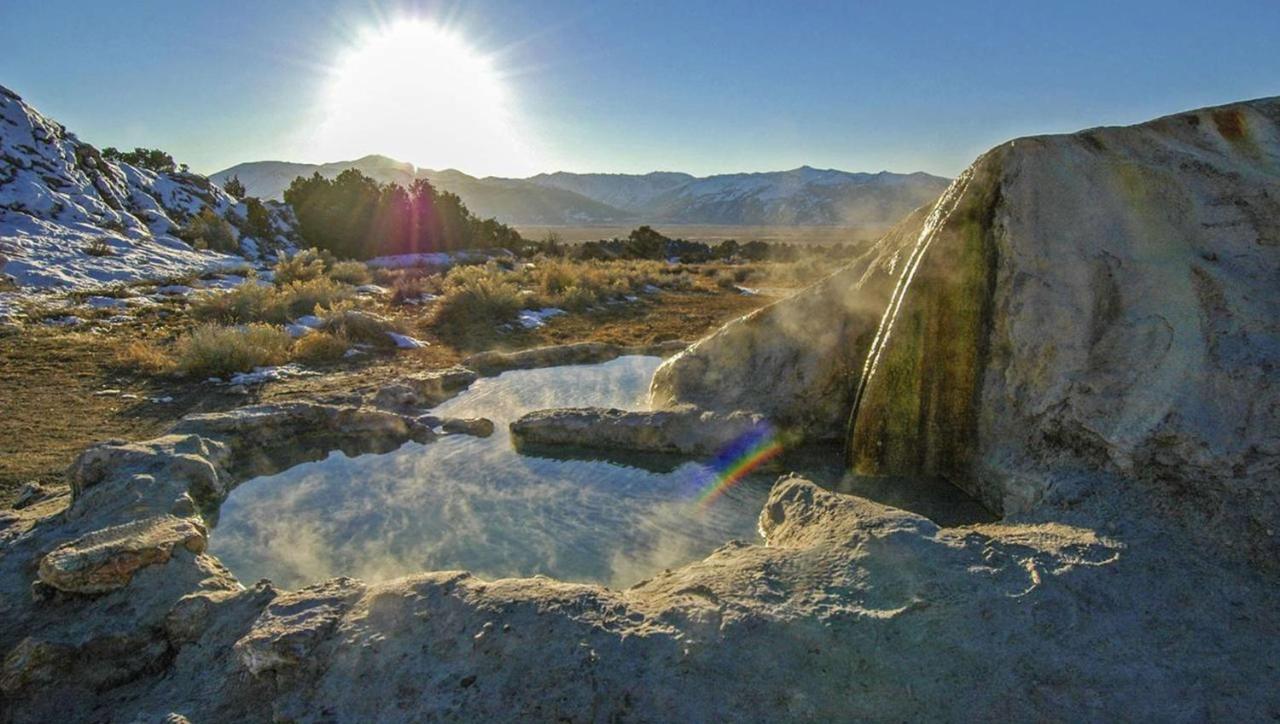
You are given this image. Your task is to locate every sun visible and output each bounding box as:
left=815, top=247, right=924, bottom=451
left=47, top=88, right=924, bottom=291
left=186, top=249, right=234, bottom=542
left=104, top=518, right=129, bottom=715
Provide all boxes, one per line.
left=312, top=19, right=537, bottom=176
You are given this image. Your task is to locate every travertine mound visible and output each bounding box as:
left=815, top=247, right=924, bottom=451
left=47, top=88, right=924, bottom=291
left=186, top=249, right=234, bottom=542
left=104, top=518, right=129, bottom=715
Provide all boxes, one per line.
left=656, top=97, right=1280, bottom=566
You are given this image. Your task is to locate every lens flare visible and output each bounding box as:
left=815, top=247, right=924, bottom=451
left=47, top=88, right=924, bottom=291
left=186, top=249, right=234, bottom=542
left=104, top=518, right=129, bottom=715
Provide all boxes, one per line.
left=693, top=423, right=784, bottom=509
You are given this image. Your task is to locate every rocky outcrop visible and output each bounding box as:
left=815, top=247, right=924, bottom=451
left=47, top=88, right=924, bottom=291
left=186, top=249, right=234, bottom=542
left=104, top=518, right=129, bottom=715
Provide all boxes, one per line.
left=655, top=96, right=1280, bottom=568
left=511, top=406, right=768, bottom=456
left=846, top=98, right=1280, bottom=567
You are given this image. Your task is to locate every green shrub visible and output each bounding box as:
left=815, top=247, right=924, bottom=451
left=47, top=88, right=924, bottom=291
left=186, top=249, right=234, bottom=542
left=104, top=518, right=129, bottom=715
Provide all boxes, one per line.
left=175, top=323, right=291, bottom=377
left=179, top=209, right=237, bottom=253
left=328, top=260, right=372, bottom=286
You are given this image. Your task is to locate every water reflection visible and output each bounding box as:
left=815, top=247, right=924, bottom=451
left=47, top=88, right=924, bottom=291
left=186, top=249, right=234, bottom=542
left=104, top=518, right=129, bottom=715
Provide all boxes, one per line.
left=210, top=356, right=773, bottom=589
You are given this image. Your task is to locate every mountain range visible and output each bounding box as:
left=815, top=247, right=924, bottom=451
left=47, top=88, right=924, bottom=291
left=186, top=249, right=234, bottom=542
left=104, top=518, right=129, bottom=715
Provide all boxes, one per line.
left=212, top=156, right=950, bottom=227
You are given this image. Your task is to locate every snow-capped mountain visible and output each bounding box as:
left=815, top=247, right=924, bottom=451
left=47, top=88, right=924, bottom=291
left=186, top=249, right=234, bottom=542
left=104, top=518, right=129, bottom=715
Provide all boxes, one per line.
left=0, top=86, right=296, bottom=289
left=638, top=167, right=951, bottom=225
left=214, top=159, right=950, bottom=227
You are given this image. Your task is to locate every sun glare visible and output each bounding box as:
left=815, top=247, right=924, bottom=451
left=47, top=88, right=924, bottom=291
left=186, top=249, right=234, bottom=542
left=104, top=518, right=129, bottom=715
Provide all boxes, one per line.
left=312, top=19, right=537, bottom=176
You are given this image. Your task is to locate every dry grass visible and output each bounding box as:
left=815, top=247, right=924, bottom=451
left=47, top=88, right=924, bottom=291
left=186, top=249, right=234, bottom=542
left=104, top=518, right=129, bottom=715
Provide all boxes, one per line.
left=174, top=323, right=292, bottom=377
left=115, top=339, right=176, bottom=374
left=190, top=278, right=353, bottom=325
left=430, top=263, right=523, bottom=339
left=320, top=308, right=402, bottom=348
left=292, top=331, right=350, bottom=364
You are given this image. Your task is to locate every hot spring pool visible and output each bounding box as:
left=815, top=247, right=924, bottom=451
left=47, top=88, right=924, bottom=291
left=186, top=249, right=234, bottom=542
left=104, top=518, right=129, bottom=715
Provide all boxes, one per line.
left=209, top=356, right=781, bottom=589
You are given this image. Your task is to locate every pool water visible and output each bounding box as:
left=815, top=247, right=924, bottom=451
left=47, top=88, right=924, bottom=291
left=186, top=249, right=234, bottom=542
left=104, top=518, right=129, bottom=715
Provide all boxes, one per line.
left=209, top=356, right=778, bottom=589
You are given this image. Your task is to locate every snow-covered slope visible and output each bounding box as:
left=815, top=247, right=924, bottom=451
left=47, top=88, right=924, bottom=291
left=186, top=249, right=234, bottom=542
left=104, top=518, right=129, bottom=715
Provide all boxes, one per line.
left=640, top=167, right=951, bottom=225
left=526, top=171, right=695, bottom=212
left=0, top=85, right=295, bottom=290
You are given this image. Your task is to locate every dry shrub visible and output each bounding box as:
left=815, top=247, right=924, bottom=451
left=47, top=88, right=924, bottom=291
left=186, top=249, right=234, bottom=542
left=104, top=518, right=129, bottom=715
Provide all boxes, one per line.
left=190, top=278, right=352, bottom=325
left=175, top=323, right=291, bottom=377
left=328, top=260, right=372, bottom=286
left=115, top=339, right=175, bottom=374
left=292, top=331, right=349, bottom=364
left=190, top=281, right=276, bottom=324
left=272, top=248, right=335, bottom=285
left=390, top=272, right=442, bottom=305
left=321, top=308, right=401, bottom=348
left=431, top=263, right=522, bottom=336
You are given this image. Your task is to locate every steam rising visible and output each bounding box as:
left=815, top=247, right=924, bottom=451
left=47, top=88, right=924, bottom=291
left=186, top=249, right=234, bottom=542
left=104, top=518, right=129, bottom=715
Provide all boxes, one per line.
left=210, top=357, right=773, bottom=590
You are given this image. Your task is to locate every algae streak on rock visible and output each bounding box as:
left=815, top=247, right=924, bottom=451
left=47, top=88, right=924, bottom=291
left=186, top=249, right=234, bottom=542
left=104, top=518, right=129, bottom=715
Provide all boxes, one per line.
left=847, top=98, right=1280, bottom=564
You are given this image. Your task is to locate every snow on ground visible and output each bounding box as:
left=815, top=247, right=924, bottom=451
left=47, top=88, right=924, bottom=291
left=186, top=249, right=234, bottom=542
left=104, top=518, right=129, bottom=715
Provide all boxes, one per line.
left=387, top=331, right=428, bottom=348
left=0, top=84, right=295, bottom=299
left=516, top=307, right=566, bottom=328
left=224, top=364, right=319, bottom=386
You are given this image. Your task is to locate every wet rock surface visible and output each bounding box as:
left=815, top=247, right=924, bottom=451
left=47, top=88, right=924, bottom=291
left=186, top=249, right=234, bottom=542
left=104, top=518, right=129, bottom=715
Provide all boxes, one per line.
left=2, top=98, right=1280, bottom=721
left=511, top=406, right=767, bottom=456
left=465, top=340, right=688, bottom=376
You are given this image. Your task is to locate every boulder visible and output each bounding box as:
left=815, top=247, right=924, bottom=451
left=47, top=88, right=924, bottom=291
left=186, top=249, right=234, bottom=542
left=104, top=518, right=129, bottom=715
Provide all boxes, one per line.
left=844, top=98, right=1280, bottom=565
left=37, top=515, right=207, bottom=594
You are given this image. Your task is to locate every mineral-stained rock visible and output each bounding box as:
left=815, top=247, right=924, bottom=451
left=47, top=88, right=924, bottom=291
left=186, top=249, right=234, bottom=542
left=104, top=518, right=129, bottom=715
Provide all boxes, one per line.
left=844, top=97, right=1280, bottom=567
left=510, top=406, right=767, bottom=456
left=37, top=515, right=208, bottom=594
left=465, top=340, right=688, bottom=376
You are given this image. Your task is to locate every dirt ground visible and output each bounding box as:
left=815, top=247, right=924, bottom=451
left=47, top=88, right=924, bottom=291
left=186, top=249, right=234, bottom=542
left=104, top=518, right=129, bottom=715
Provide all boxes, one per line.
left=0, top=286, right=773, bottom=506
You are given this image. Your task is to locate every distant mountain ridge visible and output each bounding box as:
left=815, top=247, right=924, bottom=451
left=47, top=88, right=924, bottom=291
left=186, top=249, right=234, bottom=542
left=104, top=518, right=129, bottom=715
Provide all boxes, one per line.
left=212, top=156, right=950, bottom=227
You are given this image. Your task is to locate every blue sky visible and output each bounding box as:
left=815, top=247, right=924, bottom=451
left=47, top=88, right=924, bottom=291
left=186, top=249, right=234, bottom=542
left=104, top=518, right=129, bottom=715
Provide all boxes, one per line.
left=2, top=0, right=1277, bottom=177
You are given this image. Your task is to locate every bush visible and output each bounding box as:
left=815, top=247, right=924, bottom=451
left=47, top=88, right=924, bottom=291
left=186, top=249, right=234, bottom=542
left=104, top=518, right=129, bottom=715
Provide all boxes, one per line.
left=431, top=263, right=522, bottom=335
left=715, top=271, right=738, bottom=289
left=179, top=209, right=237, bottom=253
left=175, top=323, right=291, bottom=377
left=292, top=331, right=350, bottom=364
left=190, top=282, right=277, bottom=324
left=272, top=248, right=335, bottom=285
left=189, top=278, right=353, bottom=326
left=328, top=260, right=372, bottom=286
left=222, top=175, right=246, bottom=198
left=390, top=272, right=441, bottom=305
left=320, top=309, right=401, bottom=348
left=115, top=340, right=175, bottom=374
left=86, top=237, right=115, bottom=257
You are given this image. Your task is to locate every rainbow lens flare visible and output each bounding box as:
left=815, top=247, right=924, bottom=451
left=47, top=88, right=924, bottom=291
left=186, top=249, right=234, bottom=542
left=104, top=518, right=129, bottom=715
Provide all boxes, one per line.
left=694, top=423, right=784, bottom=509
